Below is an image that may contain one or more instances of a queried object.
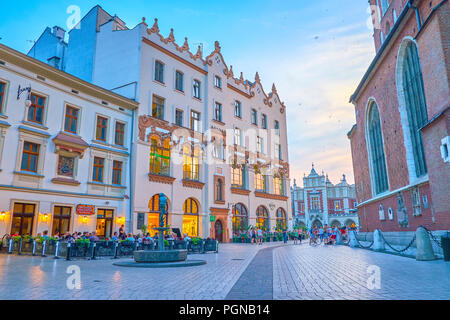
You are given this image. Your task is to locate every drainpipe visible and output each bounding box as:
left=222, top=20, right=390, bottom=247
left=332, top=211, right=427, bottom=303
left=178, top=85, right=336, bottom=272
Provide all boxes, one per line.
left=128, top=108, right=135, bottom=234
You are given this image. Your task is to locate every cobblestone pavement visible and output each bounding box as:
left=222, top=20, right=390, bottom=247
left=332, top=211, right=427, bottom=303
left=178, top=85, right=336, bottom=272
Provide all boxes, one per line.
left=273, top=244, right=450, bottom=300
left=0, top=242, right=449, bottom=300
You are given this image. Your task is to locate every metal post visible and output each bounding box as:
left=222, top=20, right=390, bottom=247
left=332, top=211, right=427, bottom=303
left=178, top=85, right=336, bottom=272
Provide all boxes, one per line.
left=54, top=241, right=60, bottom=259
left=66, top=242, right=71, bottom=261
left=32, top=240, right=36, bottom=256
left=8, top=239, right=13, bottom=254
left=18, top=238, right=23, bottom=255
left=42, top=240, right=47, bottom=257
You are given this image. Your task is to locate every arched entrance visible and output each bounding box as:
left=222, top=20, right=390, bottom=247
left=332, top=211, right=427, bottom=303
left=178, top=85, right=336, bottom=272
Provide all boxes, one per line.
left=330, top=220, right=341, bottom=228
left=256, top=206, right=270, bottom=231
left=183, top=198, right=200, bottom=237
left=345, top=219, right=357, bottom=229
left=214, top=220, right=223, bottom=242
left=312, top=219, right=323, bottom=228
left=275, top=208, right=287, bottom=231
left=148, top=194, right=169, bottom=236
left=232, top=203, right=248, bottom=236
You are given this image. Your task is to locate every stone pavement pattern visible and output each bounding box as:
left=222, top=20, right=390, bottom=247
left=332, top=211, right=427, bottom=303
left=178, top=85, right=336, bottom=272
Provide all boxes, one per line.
left=0, top=242, right=449, bottom=300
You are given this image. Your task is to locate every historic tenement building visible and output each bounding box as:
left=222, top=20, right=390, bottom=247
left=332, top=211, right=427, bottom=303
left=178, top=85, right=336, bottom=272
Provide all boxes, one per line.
left=291, top=165, right=359, bottom=229
left=27, top=5, right=292, bottom=241
left=348, top=0, right=449, bottom=232
left=0, top=44, right=138, bottom=239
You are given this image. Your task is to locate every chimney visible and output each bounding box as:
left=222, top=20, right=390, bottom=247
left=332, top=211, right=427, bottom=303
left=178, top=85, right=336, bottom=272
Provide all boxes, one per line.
left=52, top=26, right=66, bottom=40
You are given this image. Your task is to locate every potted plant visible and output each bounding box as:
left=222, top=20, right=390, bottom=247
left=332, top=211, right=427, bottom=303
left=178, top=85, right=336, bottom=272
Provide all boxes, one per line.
left=0, top=240, right=3, bottom=251
left=189, top=237, right=203, bottom=252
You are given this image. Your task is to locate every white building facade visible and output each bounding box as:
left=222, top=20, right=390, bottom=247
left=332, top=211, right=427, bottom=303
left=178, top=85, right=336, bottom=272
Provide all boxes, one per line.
left=26, top=5, right=292, bottom=242
left=0, top=44, right=138, bottom=239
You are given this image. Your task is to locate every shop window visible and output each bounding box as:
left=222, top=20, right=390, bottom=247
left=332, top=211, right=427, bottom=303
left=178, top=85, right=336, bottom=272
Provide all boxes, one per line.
left=96, top=209, right=114, bottom=239
left=183, top=198, right=199, bottom=237
left=11, top=203, right=35, bottom=236
left=52, top=206, right=71, bottom=236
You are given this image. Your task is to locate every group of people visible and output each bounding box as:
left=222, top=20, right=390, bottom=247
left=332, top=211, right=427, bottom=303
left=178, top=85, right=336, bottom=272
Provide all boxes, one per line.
left=308, top=225, right=349, bottom=245
left=45, top=225, right=193, bottom=244
left=246, top=228, right=293, bottom=245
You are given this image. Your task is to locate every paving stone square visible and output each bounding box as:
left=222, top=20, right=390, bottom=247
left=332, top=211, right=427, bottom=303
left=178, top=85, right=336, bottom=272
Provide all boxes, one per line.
left=0, top=243, right=449, bottom=300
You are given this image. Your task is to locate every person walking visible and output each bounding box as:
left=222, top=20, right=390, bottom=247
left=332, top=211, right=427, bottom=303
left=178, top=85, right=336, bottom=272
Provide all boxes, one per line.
left=257, top=227, right=263, bottom=245
left=298, top=229, right=302, bottom=244
left=283, top=229, right=288, bottom=244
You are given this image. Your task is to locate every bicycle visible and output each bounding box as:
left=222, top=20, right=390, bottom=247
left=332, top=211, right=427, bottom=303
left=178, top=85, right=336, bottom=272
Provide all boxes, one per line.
left=309, top=234, right=323, bottom=246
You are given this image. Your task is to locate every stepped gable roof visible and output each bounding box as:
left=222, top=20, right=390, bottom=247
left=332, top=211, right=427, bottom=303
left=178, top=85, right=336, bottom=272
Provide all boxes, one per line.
left=143, top=17, right=285, bottom=112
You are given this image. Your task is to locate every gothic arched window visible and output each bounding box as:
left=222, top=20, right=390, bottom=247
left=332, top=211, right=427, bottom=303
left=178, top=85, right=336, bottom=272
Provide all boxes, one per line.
left=399, top=41, right=428, bottom=178
left=367, top=102, right=389, bottom=195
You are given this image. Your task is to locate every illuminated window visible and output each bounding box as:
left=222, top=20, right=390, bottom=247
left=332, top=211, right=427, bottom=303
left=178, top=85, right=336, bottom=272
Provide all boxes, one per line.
left=183, top=145, right=200, bottom=181
left=152, top=95, right=165, bottom=120
left=232, top=165, right=246, bottom=189
left=276, top=208, right=287, bottom=230
left=183, top=198, right=199, bottom=237
left=52, top=206, right=71, bottom=236
left=148, top=194, right=169, bottom=235
left=310, top=195, right=321, bottom=212
left=334, top=200, right=342, bottom=211
left=274, top=174, right=285, bottom=195
left=256, top=206, right=269, bottom=231
left=232, top=203, right=248, bottom=235
left=255, top=173, right=266, bottom=192
left=150, top=138, right=171, bottom=176
left=11, top=203, right=35, bottom=236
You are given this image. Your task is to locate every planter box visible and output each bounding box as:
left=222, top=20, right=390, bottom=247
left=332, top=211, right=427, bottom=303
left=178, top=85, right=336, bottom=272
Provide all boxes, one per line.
left=204, top=240, right=218, bottom=253
left=20, top=240, right=34, bottom=255
left=70, top=243, right=94, bottom=259
left=117, top=242, right=137, bottom=256
left=94, top=241, right=116, bottom=257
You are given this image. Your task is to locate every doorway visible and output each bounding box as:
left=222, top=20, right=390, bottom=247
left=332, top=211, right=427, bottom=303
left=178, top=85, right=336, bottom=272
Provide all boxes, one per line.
left=96, top=209, right=114, bottom=239
left=214, top=220, right=223, bottom=242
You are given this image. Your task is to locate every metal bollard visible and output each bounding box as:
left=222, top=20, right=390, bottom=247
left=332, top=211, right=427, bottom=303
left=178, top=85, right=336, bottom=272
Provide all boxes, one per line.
left=32, top=240, right=36, bottom=256
left=42, top=240, right=47, bottom=257
left=18, top=238, right=23, bottom=255
left=8, top=239, right=13, bottom=254
left=54, top=241, right=60, bottom=259
left=66, top=242, right=71, bottom=261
